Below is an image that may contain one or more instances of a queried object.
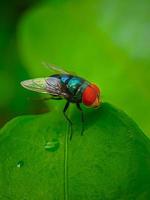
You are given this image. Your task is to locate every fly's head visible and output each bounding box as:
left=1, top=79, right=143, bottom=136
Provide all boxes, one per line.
left=82, top=83, right=101, bottom=108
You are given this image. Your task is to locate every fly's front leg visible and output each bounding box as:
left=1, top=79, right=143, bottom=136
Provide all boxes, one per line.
left=63, top=101, right=73, bottom=140
left=76, top=103, right=85, bottom=136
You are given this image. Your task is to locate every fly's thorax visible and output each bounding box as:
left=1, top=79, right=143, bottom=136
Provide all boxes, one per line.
left=61, top=75, right=89, bottom=102
left=67, top=77, right=83, bottom=93
left=72, top=81, right=90, bottom=102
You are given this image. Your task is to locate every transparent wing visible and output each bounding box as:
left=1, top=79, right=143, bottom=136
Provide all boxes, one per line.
left=21, top=78, right=48, bottom=94
left=42, top=62, right=70, bottom=75
left=20, top=77, right=69, bottom=98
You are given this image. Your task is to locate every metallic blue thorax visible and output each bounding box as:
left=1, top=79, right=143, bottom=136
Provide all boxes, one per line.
left=68, top=77, right=84, bottom=94
left=50, top=74, right=89, bottom=102
left=61, top=75, right=83, bottom=93
left=60, top=74, right=89, bottom=102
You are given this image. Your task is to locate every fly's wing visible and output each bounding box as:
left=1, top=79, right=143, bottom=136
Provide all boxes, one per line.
left=20, top=77, right=69, bottom=98
left=42, top=62, right=70, bottom=75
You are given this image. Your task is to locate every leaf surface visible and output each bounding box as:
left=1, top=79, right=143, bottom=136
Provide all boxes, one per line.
left=0, top=103, right=150, bottom=199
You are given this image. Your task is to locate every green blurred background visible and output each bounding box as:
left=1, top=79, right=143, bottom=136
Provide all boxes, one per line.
left=0, top=0, right=149, bottom=137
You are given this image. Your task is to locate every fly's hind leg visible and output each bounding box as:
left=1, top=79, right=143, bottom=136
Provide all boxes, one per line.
left=76, top=103, right=85, bottom=136
left=63, top=101, right=73, bottom=140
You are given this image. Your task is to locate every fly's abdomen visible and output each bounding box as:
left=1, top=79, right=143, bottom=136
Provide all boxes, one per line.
left=60, top=74, right=71, bottom=84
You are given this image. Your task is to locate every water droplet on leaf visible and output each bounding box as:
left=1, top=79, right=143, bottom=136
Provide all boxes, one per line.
left=16, top=160, right=24, bottom=168
left=44, top=139, right=59, bottom=152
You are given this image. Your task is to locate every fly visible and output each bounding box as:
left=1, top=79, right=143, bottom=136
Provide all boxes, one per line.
left=21, top=63, right=101, bottom=140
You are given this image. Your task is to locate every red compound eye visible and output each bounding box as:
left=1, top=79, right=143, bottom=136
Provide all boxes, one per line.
left=82, top=85, right=98, bottom=106
left=91, top=84, right=100, bottom=95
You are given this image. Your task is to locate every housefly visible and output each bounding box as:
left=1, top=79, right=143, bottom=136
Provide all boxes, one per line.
left=21, top=64, right=101, bottom=140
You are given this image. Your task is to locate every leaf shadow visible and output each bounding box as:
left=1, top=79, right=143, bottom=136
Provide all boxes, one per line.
left=71, top=102, right=112, bottom=132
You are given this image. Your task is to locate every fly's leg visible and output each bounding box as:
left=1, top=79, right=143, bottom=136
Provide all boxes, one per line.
left=76, top=103, right=85, bottom=136
left=63, top=101, right=73, bottom=140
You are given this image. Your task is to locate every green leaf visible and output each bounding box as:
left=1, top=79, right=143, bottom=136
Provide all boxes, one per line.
left=0, top=103, right=150, bottom=199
